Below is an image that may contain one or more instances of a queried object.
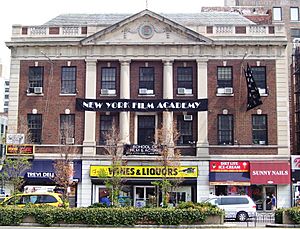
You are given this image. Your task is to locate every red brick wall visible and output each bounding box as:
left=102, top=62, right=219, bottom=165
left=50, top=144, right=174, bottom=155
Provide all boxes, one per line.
left=18, top=60, right=86, bottom=145
left=207, top=59, right=277, bottom=155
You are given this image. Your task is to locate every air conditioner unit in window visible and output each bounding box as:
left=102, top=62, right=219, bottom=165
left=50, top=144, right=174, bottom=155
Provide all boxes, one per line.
left=66, top=137, right=75, bottom=145
left=34, top=87, right=43, bottom=94
left=139, top=88, right=148, bottom=94
left=146, top=89, right=154, bottom=94
left=258, top=88, right=266, bottom=95
left=101, top=89, right=116, bottom=95
left=177, top=88, right=186, bottom=95
left=224, top=87, right=233, bottom=94
left=185, top=89, right=193, bottom=95
left=217, top=88, right=225, bottom=94
left=259, top=140, right=266, bottom=145
left=184, top=114, right=193, bottom=121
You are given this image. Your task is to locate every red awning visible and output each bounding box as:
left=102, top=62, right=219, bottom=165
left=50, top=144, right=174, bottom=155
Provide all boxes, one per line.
left=250, top=161, right=290, bottom=185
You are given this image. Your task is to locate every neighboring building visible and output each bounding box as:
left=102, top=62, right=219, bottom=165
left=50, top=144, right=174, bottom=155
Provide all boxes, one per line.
left=6, top=9, right=290, bottom=210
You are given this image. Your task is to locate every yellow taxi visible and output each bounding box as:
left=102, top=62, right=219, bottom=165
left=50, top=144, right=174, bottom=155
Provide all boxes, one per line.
left=1, top=192, right=66, bottom=207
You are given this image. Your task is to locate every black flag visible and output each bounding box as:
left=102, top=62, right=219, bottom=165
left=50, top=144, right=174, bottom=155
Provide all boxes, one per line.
left=244, top=63, right=263, bottom=111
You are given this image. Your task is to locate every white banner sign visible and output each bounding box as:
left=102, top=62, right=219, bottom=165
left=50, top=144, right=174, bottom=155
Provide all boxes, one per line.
left=6, top=134, right=25, bottom=144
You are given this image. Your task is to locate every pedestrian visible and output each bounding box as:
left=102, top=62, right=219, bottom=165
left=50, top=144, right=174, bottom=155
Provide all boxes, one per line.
left=100, top=190, right=111, bottom=207
left=270, top=193, right=276, bottom=210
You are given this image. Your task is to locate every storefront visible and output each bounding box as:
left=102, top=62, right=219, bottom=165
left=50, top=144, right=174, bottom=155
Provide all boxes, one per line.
left=250, top=160, right=290, bottom=210
left=209, top=161, right=250, bottom=196
left=291, top=156, right=300, bottom=206
left=90, top=165, right=198, bottom=207
left=23, top=159, right=82, bottom=207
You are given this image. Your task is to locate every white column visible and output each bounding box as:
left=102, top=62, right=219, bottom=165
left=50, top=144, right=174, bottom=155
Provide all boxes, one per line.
left=163, top=60, right=174, bottom=146
left=119, top=60, right=131, bottom=143
left=196, top=59, right=209, bottom=156
left=83, top=58, right=97, bottom=156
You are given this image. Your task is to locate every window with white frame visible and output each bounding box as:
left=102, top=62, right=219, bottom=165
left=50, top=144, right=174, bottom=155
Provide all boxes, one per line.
left=252, top=115, right=268, bottom=145
left=61, top=67, right=76, bottom=94
left=273, top=7, right=282, bottom=21
left=218, top=114, right=233, bottom=145
left=291, top=7, right=299, bottom=21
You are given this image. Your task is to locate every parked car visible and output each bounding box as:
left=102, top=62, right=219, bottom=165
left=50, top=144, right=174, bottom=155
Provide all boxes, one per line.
left=205, top=195, right=256, bottom=222
left=0, top=192, right=66, bottom=207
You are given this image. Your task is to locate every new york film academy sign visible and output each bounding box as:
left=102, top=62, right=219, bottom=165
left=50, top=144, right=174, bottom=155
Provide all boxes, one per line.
left=76, top=98, right=208, bottom=112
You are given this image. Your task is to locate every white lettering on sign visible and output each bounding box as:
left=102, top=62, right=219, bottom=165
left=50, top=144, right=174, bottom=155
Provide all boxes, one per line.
left=252, top=170, right=288, bottom=176
left=26, top=172, right=55, bottom=178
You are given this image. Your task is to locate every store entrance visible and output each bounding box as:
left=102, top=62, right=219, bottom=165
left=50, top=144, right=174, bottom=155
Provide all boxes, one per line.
left=134, top=186, right=156, bottom=207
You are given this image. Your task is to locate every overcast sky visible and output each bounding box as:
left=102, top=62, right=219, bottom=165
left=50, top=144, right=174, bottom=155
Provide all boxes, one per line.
left=0, top=0, right=223, bottom=77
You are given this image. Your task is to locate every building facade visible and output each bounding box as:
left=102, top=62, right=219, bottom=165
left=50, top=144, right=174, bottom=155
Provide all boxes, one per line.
left=6, top=9, right=290, bottom=209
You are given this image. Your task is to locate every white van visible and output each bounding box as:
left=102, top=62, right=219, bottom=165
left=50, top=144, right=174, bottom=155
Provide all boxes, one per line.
left=205, top=195, right=256, bottom=222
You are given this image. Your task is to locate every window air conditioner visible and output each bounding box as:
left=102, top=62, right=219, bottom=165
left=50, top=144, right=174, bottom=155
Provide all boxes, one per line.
left=184, top=114, right=193, bottom=121
left=34, top=87, right=43, bottom=94
left=259, top=141, right=266, bottom=145
left=139, top=88, right=148, bottom=94
left=177, top=88, right=186, bottom=95
left=258, top=88, right=266, bottom=95
left=101, top=89, right=109, bottom=95
left=101, top=89, right=116, bottom=95
left=66, top=137, right=75, bottom=145
left=217, top=88, right=225, bottom=94
left=146, top=89, right=154, bottom=94
left=185, top=89, right=193, bottom=95
left=224, top=87, right=233, bottom=94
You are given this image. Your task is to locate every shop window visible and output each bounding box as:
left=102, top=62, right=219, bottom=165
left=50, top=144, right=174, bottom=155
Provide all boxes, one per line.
left=273, top=7, right=282, bottom=21
left=139, top=67, right=154, bottom=95
left=177, top=115, right=193, bottom=145
left=138, top=116, right=155, bottom=145
left=291, top=7, right=299, bottom=21
left=177, top=67, right=193, bottom=95
left=60, top=114, right=75, bottom=144
left=61, top=66, right=76, bottom=94
left=252, top=115, right=268, bottom=145
left=217, top=67, right=233, bottom=94
left=251, top=66, right=267, bottom=95
left=218, top=114, right=233, bottom=145
left=101, top=67, right=116, bottom=95
left=28, top=66, right=44, bottom=94
left=27, top=114, right=42, bottom=144
left=99, top=115, right=114, bottom=145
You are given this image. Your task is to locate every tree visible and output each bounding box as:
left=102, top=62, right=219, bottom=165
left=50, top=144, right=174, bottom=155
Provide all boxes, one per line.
left=0, top=157, right=31, bottom=193
left=152, top=119, right=182, bottom=208
left=52, top=119, right=76, bottom=204
left=98, top=125, right=127, bottom=207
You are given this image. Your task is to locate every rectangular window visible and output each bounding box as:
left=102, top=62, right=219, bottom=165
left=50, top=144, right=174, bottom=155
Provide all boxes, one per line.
left=60, top=114, right=75, bottom=144
left=291, top=29, right=300, bottom=37
left=291, top=7, right=299, bottom=21
left=101, top=67, right=116, bottom=91
left=138, top=116, right=155, bottom=145
left=139, top=67, right=154, bottom=93
left=218, top=115, right=233, bottom=145
left=273, top=7, right=282, bottom=21
left=27, top=114, right=42, bottom=144
left=217, top=67, right=233, bottom=88
left=177, top=115, right=193, bottom=145
left=251, top=66, right=267, bottom=93
left=28, top=67, right=43, bottom=93
left=252, top=115, right=268, bottom=145
left=61, top=67, right=76, bottom=94
left=177, top=67, right=193, bottom=94
left=100, top=115, right=113, bottom=144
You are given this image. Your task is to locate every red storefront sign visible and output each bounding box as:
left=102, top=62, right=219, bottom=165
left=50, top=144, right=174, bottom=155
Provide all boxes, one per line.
left=250, top=161, right=290, bottom=184
left=6, top=144, right=34, bottom=156
left=210, top=161, right=249, bottom=172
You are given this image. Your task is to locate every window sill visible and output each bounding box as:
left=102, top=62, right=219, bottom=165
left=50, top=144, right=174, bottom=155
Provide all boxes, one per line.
left=260, top=93, right=268, bottom=97
left=26, top=93, right=44, bottom=96
left=100, top=94, right=117, bottom=96
left=138, top=94, right=155, bottom=97
left=176, top=94, right=194, bottom=96
left=216, top=93, right=234, bottom=97
left=59, top=93, right=76, bottom=96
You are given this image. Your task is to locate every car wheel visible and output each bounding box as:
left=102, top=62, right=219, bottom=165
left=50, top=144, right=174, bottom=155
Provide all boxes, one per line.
left=236, top=211, right=248, bottom=222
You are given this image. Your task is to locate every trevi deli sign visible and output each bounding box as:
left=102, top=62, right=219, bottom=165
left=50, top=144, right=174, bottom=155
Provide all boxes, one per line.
left=76, top=98, right=208, bottom=112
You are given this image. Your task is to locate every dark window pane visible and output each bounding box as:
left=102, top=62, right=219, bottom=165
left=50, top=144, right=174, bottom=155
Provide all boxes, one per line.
left=138, top=116, right=155, bottom=145
left=177, top=67, right=193, bottom=89
left=27, top=114, right=42, bottom=144
left=217, top=67, right=232, bottom=88
left=28, top=67, right=44, bottom=93
left=100, top=115, right=113, bottom=144
left=61, top=67, right=76, bottom=94
left=251, top=67, right=266, bottom=89
left=60, top=114, right=75, bottom=144
left=177, top=115, right=193, bottom=145
left=252, top=115, right=268, bottom=144
left=101, top=68, right=116, bottom=90
left=139, top=67, right=154, bottom=90
left=218, top=115, right=233, bottom=145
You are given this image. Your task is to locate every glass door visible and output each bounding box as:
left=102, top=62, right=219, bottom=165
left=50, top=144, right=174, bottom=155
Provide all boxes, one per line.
left=134, top=186, right=156, bottom=207
left=265, top=186, right=276, bottom=211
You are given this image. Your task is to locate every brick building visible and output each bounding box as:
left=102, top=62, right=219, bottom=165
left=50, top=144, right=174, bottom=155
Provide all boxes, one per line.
left=6, top=9, right=290, bottom=209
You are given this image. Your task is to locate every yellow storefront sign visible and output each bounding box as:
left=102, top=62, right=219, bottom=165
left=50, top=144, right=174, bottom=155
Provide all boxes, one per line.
left=90, top=165, right=198, bottom=178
